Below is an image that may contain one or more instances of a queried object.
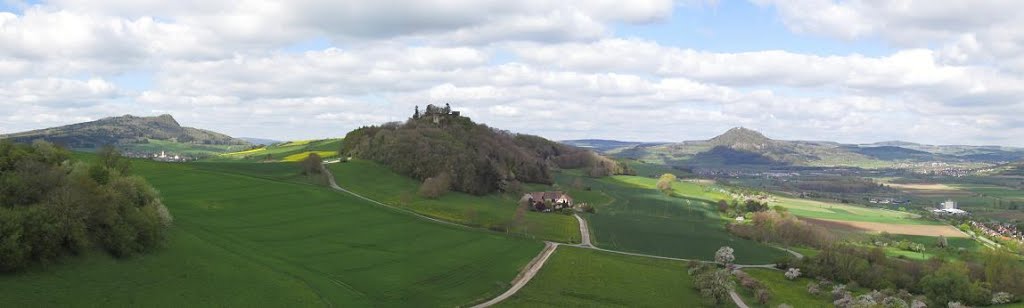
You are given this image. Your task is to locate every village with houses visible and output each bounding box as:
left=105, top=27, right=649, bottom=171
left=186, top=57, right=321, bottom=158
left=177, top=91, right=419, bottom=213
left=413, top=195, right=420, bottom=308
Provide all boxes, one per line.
left=123, top=150, right=195, bottom=162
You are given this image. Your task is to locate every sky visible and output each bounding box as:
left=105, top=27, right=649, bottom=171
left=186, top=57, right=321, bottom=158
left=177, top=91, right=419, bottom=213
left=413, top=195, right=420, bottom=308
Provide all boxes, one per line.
left=2, top=0, right=1024, bottom=146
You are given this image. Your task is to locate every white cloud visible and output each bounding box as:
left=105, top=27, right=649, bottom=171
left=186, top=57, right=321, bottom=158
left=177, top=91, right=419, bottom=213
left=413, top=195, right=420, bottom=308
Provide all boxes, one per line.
left=752, top=0, right=1024, bottom=72
left=1, top=0, right=1023, bottom=146
left=0, top=78, right=120, bottom=106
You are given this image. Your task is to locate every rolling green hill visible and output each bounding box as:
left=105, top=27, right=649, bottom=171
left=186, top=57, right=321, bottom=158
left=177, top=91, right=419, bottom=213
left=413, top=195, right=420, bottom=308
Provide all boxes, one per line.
left=0, top=157, right=540, bottom=307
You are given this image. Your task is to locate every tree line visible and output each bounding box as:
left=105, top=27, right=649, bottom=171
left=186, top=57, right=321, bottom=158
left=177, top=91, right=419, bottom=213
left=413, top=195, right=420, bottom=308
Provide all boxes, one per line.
left=0, top=141, right=172, bottom=272
left=729, top=208, right=1024, bottom=306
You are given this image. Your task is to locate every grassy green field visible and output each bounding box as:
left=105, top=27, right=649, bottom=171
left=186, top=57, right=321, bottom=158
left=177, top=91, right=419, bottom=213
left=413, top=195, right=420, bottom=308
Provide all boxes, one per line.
left=327, top=159, right=580, bottom=243
left=282, top=151, right=339, bottom=162
left=216, top=138, right=342, bottom=161
left=498, top=246, right=702, bottom=307
left=563, top=173, right=788, bottom=264
left=889, top=234, right=980, bottom=251
left=739, top=268, right=832, bottom=308
left=876, top=234, right=982, bottom=261
left=622, top=160, right=693, bottom=178
left=956, top=184, right=1024, bottom=201
left=0, top=158, right=541, bottom=307
left=772, top=196, right=936, bottom=225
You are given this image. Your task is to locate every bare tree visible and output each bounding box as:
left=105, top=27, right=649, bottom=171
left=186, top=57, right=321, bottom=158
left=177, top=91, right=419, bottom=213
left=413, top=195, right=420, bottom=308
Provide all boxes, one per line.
left=418, top=172, right=451, bottom=199
left=301, top=152, right=323, bottom=175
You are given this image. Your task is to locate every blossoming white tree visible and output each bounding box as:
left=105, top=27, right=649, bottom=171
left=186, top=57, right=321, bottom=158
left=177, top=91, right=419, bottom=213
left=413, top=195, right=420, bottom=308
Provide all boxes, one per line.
left=715, top=246, right=735, bottom=267
left=785, top=267, right=801, bottom=280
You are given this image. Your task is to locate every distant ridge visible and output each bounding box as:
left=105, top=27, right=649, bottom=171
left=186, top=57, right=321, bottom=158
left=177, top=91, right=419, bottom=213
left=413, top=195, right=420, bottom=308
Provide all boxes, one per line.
left=1, top=114, right=248, bottom=149
left=610, top=127, right=1024, bottom=167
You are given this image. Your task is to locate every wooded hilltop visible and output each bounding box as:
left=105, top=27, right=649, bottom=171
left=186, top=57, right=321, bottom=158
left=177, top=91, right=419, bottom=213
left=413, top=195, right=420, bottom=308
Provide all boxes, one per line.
left=340, top=104, right=631, bottom=195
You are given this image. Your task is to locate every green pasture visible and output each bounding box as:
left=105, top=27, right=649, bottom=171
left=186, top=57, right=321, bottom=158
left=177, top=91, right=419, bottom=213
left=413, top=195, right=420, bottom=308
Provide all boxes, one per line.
left=562, top=173, right=787, bottom=264
left=772, top=196, right=936, bottom=225
left=327, top=159, right=580, bottom=243
left=955, top=184, right=1024, bottom=200
left=498, top=246, right=702, bottom=307
left=739, top=268, right=832, bottom=308
left=0, top=158, right=541, bottom=307
left=876, top=234, right=982, bottom=261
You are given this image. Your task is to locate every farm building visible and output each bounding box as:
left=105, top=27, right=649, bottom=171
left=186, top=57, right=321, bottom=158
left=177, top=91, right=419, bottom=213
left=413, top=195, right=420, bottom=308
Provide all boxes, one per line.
left=522, top=191, right=573, bottom=212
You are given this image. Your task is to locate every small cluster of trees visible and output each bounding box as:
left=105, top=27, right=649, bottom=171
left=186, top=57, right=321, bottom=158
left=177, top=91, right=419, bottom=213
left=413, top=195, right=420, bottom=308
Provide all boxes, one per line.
left=0, top=141, right=172, bottom=272
left=716, top=198, right=770, bottom=218
left=300, top=152, right=322, bottom=175
left=688, top=261, right=735, bottom=306
left=727, top=210, right=835, bottom=247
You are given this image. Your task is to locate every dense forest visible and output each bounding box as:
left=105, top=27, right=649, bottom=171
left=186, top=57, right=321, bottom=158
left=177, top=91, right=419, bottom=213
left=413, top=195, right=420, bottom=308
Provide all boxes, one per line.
left=340, top=107, right=631, bottom=195
left=0, top=141, right=172, bottom=272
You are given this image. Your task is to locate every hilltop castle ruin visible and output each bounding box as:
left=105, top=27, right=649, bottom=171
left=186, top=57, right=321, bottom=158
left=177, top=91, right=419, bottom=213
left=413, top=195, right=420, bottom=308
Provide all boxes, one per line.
left=413, top=103, right=461, bottom=124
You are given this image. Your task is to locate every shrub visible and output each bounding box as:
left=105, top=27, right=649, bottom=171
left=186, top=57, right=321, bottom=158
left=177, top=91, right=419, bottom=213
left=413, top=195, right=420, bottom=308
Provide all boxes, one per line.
left=418, top=173, right=451, bottom=199
left=807, top=282, right=821, bottom=295
left=735, top=270, right=763, bottom=290
left=755, top=288, right=772, bottom=305
left=882, top=296, right=909, bottom=308
left=991, top=292, right=1013, bottom=305
left=832, top=284, right=848, bottom=300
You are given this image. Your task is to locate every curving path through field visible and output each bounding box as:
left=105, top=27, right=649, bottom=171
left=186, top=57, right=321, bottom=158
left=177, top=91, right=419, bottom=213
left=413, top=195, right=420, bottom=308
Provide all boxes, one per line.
left=321, top=165, right=776, bottom=308
left=574, top=214, right=592, bottom=247
left=471, top=242, right=559, bottom=308
left=320, top=164, right=466, bottom=229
